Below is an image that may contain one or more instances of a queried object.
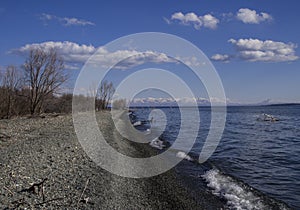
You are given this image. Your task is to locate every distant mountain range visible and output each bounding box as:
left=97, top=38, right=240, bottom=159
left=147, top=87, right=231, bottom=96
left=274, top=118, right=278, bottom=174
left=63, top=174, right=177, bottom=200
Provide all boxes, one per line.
left=254, top=99, right=300, bottom=106
left=128, top=97, right=300, bottom=107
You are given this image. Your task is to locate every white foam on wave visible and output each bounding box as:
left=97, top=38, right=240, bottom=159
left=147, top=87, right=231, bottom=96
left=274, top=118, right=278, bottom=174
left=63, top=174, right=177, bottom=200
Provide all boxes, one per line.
left=202, top=168, right=267, bottom=210
left=133, top=121, right=142, bottom=126
left=176, top=151, right=193, bottom=161
left=144, top=129, right=151, bottom=135
left=149, top=138, right=165, bottom=150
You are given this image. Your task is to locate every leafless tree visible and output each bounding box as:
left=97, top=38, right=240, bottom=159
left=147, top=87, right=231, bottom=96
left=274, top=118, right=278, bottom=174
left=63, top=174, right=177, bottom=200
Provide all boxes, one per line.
left=112, top=98, right=127, bottom=110
left=57, top=93, right=73, bottom=113
left=96, top=81, right=115, bottom=110
left=24, top=48, right=67, bottom=115
left=0, top=66, right=23, bottom=118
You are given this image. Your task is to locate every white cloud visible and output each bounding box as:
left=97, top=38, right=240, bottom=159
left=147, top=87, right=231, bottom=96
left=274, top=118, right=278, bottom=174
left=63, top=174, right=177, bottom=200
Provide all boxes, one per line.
left=40, top=13, right=95, bottom=26
left=167, top=8, right=271, bottom=29
left=64, top=63, right=82, bottom=70
left=174, top=56, right=206, bottom=67
left=236, top=8, right=272, bottom=24
left=170, top=12, right=219, bottom=29
left=211, top=54, right=231, bottom=62
left=62, top=17, right=95, bottom=26
left=201, top=14, right=219, bottom=29
left=163, top=17, right=171, bottom=25
left=40, top=13, right=53, bottom=20
left=228, top=38, right=298, bottom=62
left=12, top=41, right=96, bottom=63
left=10, top=41, right=179, bottom=70
left=11, top=41, right=209, bottom=70
left=100, top=50, right=175, bottom=70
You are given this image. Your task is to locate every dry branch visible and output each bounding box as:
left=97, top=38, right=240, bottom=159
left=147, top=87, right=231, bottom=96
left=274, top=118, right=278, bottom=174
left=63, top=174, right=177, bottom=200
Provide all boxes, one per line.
left=77, top=178, right=90, bottom=207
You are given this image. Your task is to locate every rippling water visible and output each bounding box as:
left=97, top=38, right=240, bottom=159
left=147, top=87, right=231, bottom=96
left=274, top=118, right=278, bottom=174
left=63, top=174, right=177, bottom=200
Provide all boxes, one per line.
left=132, top=105, right=300, bottom=209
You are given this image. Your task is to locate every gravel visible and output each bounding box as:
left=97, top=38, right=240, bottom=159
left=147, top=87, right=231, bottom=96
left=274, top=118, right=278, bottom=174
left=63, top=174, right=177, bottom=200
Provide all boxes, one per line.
left=0, top=112, right=225, bottom=209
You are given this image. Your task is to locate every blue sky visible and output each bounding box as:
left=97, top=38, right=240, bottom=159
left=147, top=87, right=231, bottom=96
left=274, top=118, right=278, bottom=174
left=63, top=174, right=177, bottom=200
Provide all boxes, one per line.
left=0, top=0, right=300, bottom=104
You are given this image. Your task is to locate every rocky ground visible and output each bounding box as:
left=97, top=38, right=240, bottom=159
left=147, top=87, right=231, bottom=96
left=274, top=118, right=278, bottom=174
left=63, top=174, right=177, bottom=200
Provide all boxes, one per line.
left=0, top=112, right=225, bottom=209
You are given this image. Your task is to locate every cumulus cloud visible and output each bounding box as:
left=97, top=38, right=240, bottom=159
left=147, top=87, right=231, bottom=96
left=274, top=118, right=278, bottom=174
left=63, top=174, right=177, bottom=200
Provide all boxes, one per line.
left=211, top=54, right=231, bottom=62
left=11, top=41, right=96, bottom=64
left=167, top=8, right=272, bottom=28
left=103, top=50, right=176, bottom=70
left=10, top=41, right=180, bottom=70
left=40, top=13, right=95, bottom=26
left=201, top=14, right=219, bottom=29
left=170, top=12, right=219, bottom=29
left=236, top=8, right=272, bottom=24
left=228, top=38, right=298, bottom=62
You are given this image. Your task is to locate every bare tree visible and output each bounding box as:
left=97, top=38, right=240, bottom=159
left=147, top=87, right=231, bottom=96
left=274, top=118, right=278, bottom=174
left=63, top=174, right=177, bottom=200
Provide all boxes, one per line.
left=112, top=98, right=127, bottom=110
left=96, top=81, right=115, bottom=110
left=0, top=66, right=23, bottom=118
left=24, top=48, right=67, bottom=115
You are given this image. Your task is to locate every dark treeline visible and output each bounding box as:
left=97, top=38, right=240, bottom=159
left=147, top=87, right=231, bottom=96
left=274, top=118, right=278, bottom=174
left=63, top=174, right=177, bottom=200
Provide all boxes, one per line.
left=0, top=48, right=120, bottom=119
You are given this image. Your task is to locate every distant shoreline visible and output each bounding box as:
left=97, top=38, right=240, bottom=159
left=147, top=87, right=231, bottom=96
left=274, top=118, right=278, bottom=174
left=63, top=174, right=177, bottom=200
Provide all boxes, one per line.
left=127, top=103, right=300, bottom=109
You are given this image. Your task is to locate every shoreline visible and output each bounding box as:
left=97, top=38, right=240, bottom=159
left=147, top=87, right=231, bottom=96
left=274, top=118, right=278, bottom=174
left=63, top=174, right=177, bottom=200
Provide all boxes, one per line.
left=128, top=108, right=293, bottom=210
left=0, top=112, right=225, bottom=209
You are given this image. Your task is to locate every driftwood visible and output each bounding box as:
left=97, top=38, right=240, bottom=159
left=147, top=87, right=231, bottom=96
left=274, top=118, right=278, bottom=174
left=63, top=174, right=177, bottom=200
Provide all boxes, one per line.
left=3, top=186, right=14, bottom=196
left=77, top=178, right=90, bottom=207
left=20, top=178, right=47, bottom=201
left=15, top=177, right=67, bottom=207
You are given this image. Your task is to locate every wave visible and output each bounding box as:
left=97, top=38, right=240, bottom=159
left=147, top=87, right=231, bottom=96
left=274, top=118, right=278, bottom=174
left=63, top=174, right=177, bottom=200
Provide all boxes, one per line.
left=202, top=168, right=290, bottom=210
left=129, top=109, right=292, bottom=209
left=176, top=151, right=194, bottom=161
left=133, top=120, right=142, bottom=126
left=149, top=137, right=166, bottom=150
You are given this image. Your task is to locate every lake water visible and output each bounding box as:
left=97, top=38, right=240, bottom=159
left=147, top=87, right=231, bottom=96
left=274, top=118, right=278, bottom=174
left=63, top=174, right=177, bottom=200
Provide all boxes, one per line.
left=131, top=105, right=300, bottom=209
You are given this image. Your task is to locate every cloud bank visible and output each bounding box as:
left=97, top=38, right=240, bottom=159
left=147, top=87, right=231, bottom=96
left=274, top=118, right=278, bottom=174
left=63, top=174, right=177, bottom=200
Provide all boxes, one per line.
left=10, top=41, right=181, bottom=70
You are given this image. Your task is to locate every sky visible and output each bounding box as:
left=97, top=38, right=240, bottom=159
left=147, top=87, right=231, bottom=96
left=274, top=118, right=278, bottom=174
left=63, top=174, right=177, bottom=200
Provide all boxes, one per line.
left=0, top=0, right=300, bottom=104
